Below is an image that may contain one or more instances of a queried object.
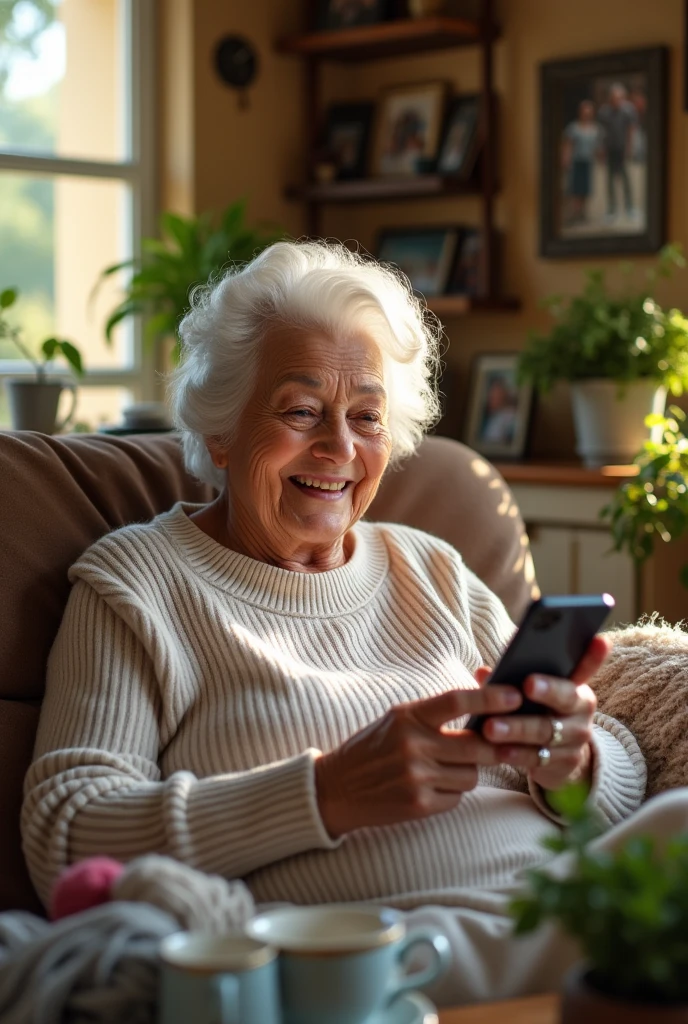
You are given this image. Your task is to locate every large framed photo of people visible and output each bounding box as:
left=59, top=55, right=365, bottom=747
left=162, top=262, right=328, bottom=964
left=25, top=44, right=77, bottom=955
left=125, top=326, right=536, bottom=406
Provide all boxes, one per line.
left=539, top=46, right=668, bottom=257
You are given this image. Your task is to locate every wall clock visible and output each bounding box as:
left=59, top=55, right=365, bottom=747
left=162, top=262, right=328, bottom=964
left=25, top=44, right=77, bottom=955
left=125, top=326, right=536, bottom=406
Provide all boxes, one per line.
left=214, top=35, right=259, bottom=104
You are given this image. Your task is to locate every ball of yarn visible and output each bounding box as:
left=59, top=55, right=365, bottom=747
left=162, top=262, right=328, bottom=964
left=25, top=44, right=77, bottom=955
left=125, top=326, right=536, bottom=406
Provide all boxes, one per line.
left=50, top=857, right=125, bottom=921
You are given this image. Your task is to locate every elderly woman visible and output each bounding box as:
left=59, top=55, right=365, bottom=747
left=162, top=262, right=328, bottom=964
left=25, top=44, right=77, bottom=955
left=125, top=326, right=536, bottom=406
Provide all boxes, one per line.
left=23, top=240, right=672, bottom=1005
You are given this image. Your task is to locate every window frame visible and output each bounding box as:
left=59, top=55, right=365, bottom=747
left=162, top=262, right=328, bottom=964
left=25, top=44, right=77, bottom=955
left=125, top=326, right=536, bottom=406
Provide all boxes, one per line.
left=0, top=0, right=157, bottom=402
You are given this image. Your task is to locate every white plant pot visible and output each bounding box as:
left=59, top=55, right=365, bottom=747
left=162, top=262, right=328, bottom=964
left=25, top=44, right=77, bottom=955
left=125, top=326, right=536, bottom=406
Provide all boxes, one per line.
left=570, top=379, right=666, bottom=467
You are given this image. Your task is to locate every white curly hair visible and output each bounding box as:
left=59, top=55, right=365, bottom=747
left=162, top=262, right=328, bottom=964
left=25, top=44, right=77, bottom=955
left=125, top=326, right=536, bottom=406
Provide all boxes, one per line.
left=168, top=239, right=443, bottom=490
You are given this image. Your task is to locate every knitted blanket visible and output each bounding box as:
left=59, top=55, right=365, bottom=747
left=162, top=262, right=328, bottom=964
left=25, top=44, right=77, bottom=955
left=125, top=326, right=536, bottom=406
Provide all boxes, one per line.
left=595, top=617, right=688, bottom=798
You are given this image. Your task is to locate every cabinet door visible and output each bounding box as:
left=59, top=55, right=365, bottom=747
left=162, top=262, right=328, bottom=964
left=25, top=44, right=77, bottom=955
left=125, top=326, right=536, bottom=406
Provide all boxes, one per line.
left=526, top=524, right=636, bottom=627
left=574, top=529, right=636, bottom=626
left=526, top=525, right=574, bottom=596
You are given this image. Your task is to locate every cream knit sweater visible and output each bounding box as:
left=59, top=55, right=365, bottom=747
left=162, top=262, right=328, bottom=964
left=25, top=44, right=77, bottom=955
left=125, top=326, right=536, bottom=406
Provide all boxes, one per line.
left=22, top=504, right=646, bottom=907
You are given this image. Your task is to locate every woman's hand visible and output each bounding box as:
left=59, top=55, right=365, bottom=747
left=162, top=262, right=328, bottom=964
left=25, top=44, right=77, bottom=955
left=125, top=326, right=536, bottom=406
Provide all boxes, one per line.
left=477, top=634, right=610, bottom=791
left=314, top=684, right=523, bottom=839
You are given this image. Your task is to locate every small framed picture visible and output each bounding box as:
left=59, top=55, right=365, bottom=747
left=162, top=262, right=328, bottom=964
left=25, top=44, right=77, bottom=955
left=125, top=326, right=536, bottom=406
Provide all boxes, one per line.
left=316, top=0, right=389, bottom=30
left=372, top=81, right=448, bottom=177
left=322, top=102, right=374, bottom=179
left=464, top=353, right=533, bottom=460
left=436, top=95, right=481, bottom=179
left=540, top=46, right=668, bottom=257
left=376, top=226, right=458, bottom=297
left=447, top=227, right=482, bottom=295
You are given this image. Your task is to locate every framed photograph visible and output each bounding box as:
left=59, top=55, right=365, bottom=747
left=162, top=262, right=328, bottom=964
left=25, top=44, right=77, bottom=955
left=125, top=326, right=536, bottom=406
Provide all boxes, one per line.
left=376, top=226, right=458, bottom=297
left=316, top=0, right=389, bottom=30
left=322, top=102, right=374, bottom=180
left=464, top=353, right=533, bottom=460
left=372, top=81, right=448, bottom=177
left=540, top=46, right=668, bottom=257
left=436, top=94, right=481, bottom=179
left=446, top=227, right=482, bottom=295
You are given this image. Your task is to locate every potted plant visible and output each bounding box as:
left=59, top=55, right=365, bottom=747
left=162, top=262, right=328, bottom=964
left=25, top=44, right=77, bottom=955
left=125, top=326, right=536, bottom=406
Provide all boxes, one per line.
left=0, top=287, right=84, bottom=434
left=601, top=406, right=688, bottom=589
left=518, top=244, right=688, bottom=466
left=511, top=784, right=688, bottom=1022
left=99, top=199, right=284, bottom=364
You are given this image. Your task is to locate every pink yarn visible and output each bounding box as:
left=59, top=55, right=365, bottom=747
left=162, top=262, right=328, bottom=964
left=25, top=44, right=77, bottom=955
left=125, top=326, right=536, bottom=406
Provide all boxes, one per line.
left=50, top=857, right=125, bottom=921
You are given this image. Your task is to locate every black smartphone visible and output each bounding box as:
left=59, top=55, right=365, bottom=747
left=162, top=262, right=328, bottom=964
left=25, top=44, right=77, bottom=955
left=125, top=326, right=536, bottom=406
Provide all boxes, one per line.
left=465, top=594, right=615, bottom=733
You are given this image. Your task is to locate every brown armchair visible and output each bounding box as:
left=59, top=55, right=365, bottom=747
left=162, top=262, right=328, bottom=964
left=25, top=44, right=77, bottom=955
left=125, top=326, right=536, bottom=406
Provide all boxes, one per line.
left=0, top=431, right=536, bottom=913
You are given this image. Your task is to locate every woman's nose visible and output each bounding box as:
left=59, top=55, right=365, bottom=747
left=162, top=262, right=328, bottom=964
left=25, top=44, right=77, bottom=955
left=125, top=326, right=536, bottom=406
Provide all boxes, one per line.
left=310, top=418, right=356, bottom=462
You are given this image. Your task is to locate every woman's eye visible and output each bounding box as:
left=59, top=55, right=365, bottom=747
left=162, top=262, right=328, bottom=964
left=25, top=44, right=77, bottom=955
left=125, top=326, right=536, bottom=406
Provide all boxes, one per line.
left=287, top=408, right=317, bottom=420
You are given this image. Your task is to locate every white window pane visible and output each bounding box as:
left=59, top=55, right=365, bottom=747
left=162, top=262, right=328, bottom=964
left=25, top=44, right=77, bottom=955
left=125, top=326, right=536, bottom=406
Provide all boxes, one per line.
left=57, top=384, right=132, bottom=433
left=0, top=170, right=133, bottom=372
left=0, top=0, right=125, bottom=162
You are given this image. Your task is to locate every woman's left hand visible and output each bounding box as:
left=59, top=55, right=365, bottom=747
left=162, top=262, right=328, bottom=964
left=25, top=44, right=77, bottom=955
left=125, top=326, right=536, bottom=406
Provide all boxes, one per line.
left=475, top=634, right=611, bottom=791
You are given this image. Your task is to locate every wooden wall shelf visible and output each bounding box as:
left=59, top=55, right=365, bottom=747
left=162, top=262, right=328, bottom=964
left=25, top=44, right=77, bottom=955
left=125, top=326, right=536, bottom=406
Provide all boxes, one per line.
left=426, top=295, right=520, bottom=316
left=276, top=17, right=486, bottom=62
left=286, top=175, right=483, bottom=204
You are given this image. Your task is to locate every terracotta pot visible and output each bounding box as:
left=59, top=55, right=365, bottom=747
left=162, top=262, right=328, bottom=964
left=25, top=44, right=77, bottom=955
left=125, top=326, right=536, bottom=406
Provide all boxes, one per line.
left=561, top=963, right=688, bottom=1024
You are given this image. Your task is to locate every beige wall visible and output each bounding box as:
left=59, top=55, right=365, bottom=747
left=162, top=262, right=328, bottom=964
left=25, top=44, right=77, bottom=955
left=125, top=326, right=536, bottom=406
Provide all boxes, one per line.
left=159, top=0, right=688, bottom=457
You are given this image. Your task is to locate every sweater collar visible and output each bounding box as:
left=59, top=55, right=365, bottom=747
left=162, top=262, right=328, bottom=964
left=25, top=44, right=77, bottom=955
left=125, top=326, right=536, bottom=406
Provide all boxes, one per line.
left=160, top=502, right=388, bottom=617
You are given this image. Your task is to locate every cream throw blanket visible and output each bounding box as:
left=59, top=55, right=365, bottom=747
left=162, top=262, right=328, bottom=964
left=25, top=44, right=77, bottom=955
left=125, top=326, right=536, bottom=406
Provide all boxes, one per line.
left=595, top=617, right=688, bottom=797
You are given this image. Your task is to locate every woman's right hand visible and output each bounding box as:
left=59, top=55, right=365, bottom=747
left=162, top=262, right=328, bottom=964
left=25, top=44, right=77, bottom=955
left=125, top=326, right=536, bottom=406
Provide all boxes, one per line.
left=314, top=685, right=522, bottom=839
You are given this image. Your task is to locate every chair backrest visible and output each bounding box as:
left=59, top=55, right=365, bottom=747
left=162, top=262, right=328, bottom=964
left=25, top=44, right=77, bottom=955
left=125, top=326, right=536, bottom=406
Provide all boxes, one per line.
left=0, top=430, right=536, bottom=912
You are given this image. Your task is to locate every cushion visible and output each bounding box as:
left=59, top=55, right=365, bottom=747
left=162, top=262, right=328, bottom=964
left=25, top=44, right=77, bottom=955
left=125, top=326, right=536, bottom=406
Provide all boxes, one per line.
left=0, top=431, right=212, bottom=702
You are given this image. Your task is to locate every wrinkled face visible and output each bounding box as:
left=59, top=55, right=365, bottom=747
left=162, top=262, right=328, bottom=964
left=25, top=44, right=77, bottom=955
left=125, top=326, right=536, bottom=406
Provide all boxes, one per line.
left=216, top=327, right=393, bottom=558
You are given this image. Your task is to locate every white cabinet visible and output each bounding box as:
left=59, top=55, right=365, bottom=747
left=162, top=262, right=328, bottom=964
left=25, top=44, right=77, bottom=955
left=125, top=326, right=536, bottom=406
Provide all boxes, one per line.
left=509, top=483, right=637, bottom=627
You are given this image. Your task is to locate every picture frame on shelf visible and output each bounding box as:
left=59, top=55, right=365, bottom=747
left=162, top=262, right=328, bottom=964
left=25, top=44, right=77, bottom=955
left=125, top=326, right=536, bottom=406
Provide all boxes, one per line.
left=316, top=0, right=390, bottom=30
left=540, top=46, right=667, bottom=257
left=372, top=80, right=448, bottom=177
left=321, top=102, right=374, bottom=180
left=376, top=226, right=458, bottom=296
left=436, top=94, right=481, bottom=179
left=464, top=353, right=533, bottom=460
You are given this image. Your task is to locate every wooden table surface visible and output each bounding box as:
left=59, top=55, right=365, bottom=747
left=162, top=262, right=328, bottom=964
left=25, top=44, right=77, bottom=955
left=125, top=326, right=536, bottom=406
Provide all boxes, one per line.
left=439, top=993, right=558, bottom=1023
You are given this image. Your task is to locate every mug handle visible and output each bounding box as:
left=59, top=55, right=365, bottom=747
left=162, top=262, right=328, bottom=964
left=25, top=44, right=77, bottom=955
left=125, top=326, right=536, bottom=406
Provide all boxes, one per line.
left=54, top=383, right=77, bottom=434
left=213, top=974, right=240, bottom=1024
left=388, top=930, right=452, bottom=1003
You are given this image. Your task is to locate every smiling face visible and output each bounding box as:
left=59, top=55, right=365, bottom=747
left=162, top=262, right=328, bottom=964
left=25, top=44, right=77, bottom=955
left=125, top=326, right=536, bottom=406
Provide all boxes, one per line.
left=207, top=326, right=393, bottom=571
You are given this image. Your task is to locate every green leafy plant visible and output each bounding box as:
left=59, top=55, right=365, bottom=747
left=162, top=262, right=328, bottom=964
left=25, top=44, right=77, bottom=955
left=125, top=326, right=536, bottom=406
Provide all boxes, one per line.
left=518, top=244, right=688, bottom=393
left=99, top=199, right=284, bottom=362
left=511, top=784, right=688, bottom=1004
left=601, top=407, right=688, bottom=587
left=0, top=287, right=84, bottom=380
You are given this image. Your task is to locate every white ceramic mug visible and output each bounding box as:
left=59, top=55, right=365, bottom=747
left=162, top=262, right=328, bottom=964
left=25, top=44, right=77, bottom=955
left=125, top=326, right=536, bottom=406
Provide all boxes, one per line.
left=158, top=931, right=282, bottom=1024
left=246, top=904, right=450, bottom=1024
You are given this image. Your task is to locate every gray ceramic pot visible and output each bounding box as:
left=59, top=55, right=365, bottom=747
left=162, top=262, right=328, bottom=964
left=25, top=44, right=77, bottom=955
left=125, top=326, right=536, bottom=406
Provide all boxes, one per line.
left=5, top=378, right=77, bottom=434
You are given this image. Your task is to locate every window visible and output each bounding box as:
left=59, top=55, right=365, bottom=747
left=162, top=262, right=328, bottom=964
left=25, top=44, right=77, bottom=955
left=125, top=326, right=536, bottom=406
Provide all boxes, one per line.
left=0, top=0, right=155, bottom=431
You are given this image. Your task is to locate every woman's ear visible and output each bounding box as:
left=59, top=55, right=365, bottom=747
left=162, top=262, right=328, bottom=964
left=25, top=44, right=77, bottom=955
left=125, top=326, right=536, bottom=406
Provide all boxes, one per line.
left=206, top=436, right=229, bottom=469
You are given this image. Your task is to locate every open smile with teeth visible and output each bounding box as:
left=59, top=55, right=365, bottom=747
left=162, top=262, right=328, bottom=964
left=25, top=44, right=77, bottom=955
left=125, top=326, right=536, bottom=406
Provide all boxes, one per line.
left=292, top=476, right=349, bottom=492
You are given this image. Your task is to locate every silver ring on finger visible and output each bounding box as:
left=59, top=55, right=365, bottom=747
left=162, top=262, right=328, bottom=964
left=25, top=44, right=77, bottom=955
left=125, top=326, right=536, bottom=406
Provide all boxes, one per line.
left=537, top=747, right=551, bottom=769
left=550, top=719, right=564, bottom=747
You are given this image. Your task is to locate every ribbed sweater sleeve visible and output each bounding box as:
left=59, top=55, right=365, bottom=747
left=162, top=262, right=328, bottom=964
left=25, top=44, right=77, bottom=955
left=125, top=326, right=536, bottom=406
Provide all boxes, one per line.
left=22, top=579, right=337, bottom=905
